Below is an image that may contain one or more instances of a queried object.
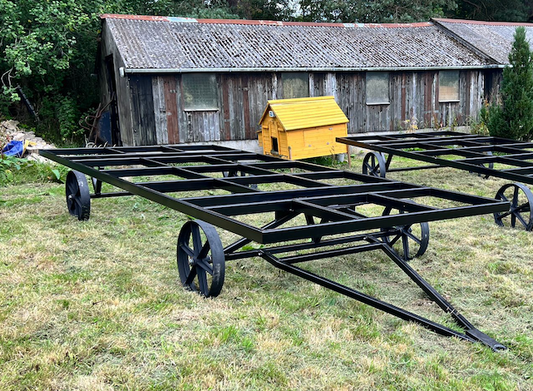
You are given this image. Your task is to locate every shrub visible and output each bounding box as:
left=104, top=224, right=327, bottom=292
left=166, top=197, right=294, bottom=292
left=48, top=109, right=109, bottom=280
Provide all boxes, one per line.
left=487, top=27, right=533, bottom=140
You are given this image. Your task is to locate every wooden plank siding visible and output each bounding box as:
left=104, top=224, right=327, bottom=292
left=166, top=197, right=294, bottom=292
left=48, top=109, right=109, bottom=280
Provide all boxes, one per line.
left=163, top=76, right=179, bottom=144
left=127, top=69, right=488, bottom=146
left=129, top=74, right=156, bottom=146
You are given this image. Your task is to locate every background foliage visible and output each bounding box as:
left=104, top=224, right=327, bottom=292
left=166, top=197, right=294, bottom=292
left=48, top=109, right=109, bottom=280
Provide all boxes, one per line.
left=0, top=0, right=532, bottom=145
left=485, top=27, right=533, bottom=140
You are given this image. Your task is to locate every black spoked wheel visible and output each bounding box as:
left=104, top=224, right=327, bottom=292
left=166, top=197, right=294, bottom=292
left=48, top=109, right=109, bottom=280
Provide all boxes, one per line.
left=222, top=170, right=240, bottom=178
left=493, top=183, right=533, bottom=231
left=381, top=206, right=430, bottom=261
left=65, top=170, right=91, bottom=221
left=471, top=151, right=494, bottom=179
left=362, top=152, right=387, bottom=178
left=222, top=170, right=258, bottom=189
left=177, top=220, right=225, bottom=297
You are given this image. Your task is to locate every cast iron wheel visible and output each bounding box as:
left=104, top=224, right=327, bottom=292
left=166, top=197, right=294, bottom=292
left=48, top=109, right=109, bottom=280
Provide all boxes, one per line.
left=493, top=183, right=533, bottom=231
left=222, top=170, right=258, bottom=189
left=470, top=151, right=494, bottom=179
left=380, top=206, right=430, bottom=261
left=65, top=170, right=90, bottom=221
left=177, top=220, right=225, bottom=297
left=362, top=152, right=387, bottom=178
left=222, top=170, right=241, bottom=178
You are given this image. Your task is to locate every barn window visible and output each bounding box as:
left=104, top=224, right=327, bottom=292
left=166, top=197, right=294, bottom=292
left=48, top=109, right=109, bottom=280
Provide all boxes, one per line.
left=366, top=72, right=390, bottom=105
left=439, top=71, right=460, bottom=102
left=182, top=73, right=218, bottom=110
left=282, top=73, right=309, bottom=99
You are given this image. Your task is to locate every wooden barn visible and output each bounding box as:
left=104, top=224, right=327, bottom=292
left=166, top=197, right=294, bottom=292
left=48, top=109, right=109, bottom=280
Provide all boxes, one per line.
left=258, top=96, right=348, bottom=159
left=97, top=15, right=533, bottom=147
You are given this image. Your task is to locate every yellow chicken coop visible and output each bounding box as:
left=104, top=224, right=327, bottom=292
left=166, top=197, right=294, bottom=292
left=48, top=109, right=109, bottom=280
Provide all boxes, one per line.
left=258, top=96, right=349, bottom=160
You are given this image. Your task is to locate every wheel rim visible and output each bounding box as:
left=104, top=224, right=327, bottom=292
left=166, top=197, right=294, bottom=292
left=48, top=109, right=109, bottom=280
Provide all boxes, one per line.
left=493, top=183, right=533, bottom=231
left=177, top=220, right=225, bottom=297
left=381, top=206, right=430, bottom=261
left=362, top=152, right=386, bottom=178
left=65, top=171, right=91, bottom=221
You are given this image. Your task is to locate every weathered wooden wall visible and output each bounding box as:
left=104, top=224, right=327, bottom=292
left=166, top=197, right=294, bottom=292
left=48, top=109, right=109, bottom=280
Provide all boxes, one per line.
left=98, top=22, right=132, bottom=145
left=104, top=68, right=490, bottom=146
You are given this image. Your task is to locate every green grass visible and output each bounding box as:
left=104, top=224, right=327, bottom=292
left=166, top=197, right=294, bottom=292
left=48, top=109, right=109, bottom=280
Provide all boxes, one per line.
left=1, top=155, right=533, bottom=390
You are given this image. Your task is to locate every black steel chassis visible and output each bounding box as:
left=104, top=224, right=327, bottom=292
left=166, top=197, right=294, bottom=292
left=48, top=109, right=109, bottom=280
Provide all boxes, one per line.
left=338, top=131, right=533, bottom=231
left=40, top=144, right=509, bottom=351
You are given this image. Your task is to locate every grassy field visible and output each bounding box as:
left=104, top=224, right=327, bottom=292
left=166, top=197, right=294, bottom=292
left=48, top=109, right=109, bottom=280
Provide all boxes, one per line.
left=1, top=153, right=533, bottom=390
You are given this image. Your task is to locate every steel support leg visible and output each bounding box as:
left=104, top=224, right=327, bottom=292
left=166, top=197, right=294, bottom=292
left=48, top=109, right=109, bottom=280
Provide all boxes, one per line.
left=258, top=241, right=506, bottom=351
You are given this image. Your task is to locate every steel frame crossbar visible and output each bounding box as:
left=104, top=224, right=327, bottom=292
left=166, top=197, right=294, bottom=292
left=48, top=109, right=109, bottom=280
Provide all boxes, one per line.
left=40, top=145, right=509, bottom=350
left=40, top=145, right=507, bottom=243
left=337, top=131, right=533, bottom=183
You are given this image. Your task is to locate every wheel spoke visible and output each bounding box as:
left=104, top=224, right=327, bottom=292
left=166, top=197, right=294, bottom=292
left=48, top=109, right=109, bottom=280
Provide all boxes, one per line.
left=196, top=258, right=214, bottom=275
left=499, top=193, right=509, bottom=203
left=71, top=195, right=84, bottom=209
left=179, top=243, right=195, bottom=258
left=512, top=186, right=519, bottom=207
left=404, top=230, right=422, bottom=244
left=191, top=224, right=202, bottom=256
left=67, top=181, right=78, bottom=196
left=402, top=235, right=410, bottom=260
left=514, top=212, right=528, bottom=228
left=516, top=202, right=531, bottom=213
left=497, top=210, right=512, bottom=219
left=198, top=241, right=211, bottom=259
left=184, top=266, right=197, bottom=286
left=197, top=268, right=209, bottom=295
left=388, top=232, right=402, bottom=246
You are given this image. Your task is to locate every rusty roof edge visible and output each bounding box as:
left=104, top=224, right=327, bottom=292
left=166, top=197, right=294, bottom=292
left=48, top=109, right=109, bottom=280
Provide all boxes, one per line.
left=100, top=13, right=435, bottom=28
left=433, top=18, right=533, bottom=27
left=121, top=65, right=505, bottom=75
left=432, top=18, right=507, bottom=65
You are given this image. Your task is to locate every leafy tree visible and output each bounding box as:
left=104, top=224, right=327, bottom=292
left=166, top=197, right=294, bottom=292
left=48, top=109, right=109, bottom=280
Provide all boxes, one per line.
left=0, top=0, right=105, bottom=142
left=487, top=27, right=533, bottom=140
left=1, top=0, right=531, bottom=145
left=452, top=0, right=531, bottom=22
left=0, top=0, right=239, bottom=144
left=298, top=0, right=457, bottom=23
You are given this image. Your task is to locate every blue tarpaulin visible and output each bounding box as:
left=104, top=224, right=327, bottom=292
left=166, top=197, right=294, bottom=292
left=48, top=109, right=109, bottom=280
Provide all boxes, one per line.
left=1, top=140, right=24, bottom=157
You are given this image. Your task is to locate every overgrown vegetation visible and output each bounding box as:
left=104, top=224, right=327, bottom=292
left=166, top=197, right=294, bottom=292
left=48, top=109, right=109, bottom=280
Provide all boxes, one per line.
left=1, top=0, right=531, bottom=146
left=1, top=156, right=532, bottom=389
left=484, top=27, right=533, bottom=141
left=0, top=155, right=65, bottom=186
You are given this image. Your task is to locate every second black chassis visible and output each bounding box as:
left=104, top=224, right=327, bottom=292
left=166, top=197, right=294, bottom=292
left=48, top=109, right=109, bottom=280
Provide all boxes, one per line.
left=338, top=131, right=533, bottom=231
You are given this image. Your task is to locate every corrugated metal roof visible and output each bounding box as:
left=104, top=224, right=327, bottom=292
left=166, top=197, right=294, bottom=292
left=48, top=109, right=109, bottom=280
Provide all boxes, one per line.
left=434, top=18, right=533, bottom=65
left=260, top=96, right=349, bottom=131
left=102, top=14, right=495, bottom=71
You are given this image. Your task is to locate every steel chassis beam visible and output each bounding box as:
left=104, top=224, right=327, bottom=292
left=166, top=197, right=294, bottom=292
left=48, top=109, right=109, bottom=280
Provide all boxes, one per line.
left=222, top=228, right=506, bottom=351
left=40, top=146, right=507, bottom=244
left=337, top=131, right=533, bottom=184
left=40, top=144, right=509, bottom=349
